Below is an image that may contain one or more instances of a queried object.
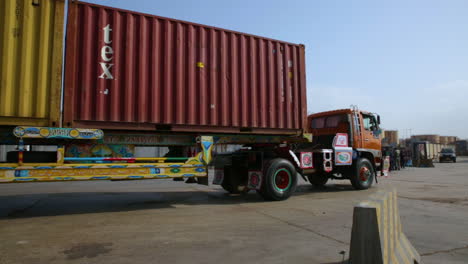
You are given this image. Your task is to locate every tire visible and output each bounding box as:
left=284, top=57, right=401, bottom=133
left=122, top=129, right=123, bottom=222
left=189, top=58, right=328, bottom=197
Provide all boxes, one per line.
left=307, top=174, right=329, bottom=188
left=453, top=159, right=457, bottom=163
left=221, top=166, right=246, bottom=194
left=349, top=158, right=374, bottom=190
left=258, top=158, right=298, bottom=201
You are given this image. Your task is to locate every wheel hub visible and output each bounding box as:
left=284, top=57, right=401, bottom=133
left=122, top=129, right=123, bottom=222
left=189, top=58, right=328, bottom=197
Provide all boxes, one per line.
left=359, top=167, right=371, bottom=182
left=274, top=169, right=291, bottom=191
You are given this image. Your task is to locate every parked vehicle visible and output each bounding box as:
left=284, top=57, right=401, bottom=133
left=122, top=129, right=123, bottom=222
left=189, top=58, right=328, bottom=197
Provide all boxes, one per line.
left=439, top=148, right=456, bottom=163
left=0, top=0, right=382, bottom=201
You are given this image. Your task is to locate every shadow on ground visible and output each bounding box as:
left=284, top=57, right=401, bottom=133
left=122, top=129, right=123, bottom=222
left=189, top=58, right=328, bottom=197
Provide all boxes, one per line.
left=0, top=183, right=358, bottom=219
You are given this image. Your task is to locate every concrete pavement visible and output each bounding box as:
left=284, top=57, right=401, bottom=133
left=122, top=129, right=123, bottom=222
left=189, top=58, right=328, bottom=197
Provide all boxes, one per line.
left=1, top=157, right=467, bottom=263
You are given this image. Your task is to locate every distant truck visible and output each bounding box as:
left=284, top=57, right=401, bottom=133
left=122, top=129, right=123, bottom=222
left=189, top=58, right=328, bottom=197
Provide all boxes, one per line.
left=0, top=0, right=382, bottom=201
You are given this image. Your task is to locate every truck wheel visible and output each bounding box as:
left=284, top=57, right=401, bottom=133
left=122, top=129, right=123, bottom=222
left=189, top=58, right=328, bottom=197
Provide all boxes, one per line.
left=307, top=174, right=329, bottom=188
left=221, top=166, right=246, bottom=194
left=258, top=158, right=297, bottom=201
left=350, top=158, right=374, bottom=190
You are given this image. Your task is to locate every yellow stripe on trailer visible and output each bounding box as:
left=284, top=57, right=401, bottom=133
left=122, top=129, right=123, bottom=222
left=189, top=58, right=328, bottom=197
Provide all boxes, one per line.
left=0, top=163, right=208, bottom=183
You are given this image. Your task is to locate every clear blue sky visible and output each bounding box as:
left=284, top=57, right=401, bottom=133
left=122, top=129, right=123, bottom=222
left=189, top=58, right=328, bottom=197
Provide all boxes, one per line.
left=83, top=0, right=468, bottom=139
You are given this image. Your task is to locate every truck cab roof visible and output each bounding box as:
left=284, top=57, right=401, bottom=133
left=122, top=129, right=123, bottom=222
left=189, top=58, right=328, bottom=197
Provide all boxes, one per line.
left=308, top=109, right=372, bottom=120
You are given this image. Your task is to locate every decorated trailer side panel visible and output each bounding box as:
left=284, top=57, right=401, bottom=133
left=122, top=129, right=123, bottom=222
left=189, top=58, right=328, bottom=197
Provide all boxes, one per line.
left=0, top=127, right=214, bottom=183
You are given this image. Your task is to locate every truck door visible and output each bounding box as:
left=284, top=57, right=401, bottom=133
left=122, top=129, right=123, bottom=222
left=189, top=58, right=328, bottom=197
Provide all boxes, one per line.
left=360, top=113, right=381, bottom=151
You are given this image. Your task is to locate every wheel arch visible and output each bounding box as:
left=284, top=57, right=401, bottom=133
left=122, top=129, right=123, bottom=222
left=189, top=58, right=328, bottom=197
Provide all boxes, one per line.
left=357, top=150, right=377, bottom=171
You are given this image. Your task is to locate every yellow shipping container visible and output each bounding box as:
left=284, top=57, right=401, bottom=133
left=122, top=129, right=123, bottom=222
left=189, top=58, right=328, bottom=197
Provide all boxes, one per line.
left=0, top=0, right=64, bottom=127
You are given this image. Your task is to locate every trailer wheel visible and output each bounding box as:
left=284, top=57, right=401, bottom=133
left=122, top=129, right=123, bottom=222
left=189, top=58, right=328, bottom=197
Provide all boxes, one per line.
left=221, top=166, right=247, bottom=194
left=350, top=158, right=374, bottom=190
left=307, top=174, right=329, bottom=188
left=258, top=158, right=297, bottom=201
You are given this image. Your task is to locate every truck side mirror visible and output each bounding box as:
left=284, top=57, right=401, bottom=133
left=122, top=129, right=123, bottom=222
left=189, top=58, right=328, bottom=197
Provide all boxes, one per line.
left=374, top=129, right=382, bottom=136
left=377, top=115, right=381, bottom=125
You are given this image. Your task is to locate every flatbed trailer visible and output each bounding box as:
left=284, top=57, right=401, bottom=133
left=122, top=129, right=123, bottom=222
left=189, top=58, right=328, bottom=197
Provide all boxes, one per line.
left=0, top=127, right=213, bottom=183
left=0, top=126, right=313, bottom=201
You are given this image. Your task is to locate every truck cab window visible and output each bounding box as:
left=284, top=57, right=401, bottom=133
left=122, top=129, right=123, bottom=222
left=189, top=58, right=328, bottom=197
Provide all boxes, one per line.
left=325, top=115, right=342, bottom=127
left=362, top=115, right=377, bottom=131
left=311, top=115, right=347, bottom=129
left=311, top=117, right=326, bottom=129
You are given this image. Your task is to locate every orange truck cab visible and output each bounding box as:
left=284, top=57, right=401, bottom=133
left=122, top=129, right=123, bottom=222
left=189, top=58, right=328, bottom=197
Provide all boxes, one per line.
left=295, top=108, right=382, bottom=189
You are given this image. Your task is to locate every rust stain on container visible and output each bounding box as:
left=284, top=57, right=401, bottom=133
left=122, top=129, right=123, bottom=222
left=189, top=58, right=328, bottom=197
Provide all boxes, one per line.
left=64, top=1, right=307, bottom=134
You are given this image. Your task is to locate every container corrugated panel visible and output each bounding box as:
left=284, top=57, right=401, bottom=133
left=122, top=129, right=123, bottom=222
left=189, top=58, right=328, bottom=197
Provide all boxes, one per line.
left=0, top=0, right=65, bottom=127
left=63, top=1, right=307, bottom=134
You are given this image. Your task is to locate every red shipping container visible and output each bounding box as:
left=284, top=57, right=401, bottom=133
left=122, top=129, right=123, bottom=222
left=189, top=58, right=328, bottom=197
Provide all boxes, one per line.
left=64, top=1, right=307, bottom=134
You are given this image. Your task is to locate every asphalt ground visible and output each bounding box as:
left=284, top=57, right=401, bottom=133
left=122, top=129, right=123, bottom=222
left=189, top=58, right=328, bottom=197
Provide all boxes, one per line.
left=1, top=157, right=467, bottom=264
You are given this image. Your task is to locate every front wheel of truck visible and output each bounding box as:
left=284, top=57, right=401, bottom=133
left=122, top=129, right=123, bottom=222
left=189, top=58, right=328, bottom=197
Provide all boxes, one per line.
left=258, top=158, right=298, bottom=201
left=349, top=158, right=374, bottom=190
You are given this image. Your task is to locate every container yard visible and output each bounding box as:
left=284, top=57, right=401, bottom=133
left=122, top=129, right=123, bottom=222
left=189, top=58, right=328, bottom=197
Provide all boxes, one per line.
left=1, top=1, right=467, bottom=264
